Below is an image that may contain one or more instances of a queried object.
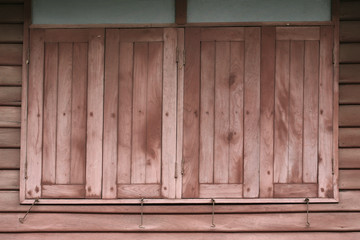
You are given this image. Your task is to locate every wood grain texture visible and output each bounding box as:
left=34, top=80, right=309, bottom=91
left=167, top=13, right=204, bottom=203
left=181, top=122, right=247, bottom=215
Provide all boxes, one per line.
left=260, top=27, right=275, bottom=197
left=0, top=106, right=20, bottom=127
left=339, top=170, right=360, bottom=189
left=199, top=41, right=215, bottom=184
left=1, top=212, right=360, bottom=232
left=303, top=40, right=319, bottom=183
left=42, top=43, right=57, bottom=185
left=201, top=27, right=244, bottom=41
left=182, top=28, right=200, bottom=198
left=340, top=1, right=360, bottom=20
left=274, top=184, right=317, bottom=198
left=162, top=28, right=177, bottom=198
left=117, top=184, right=161, bottom=198
left=117, top=41, right=133, bottom=184
left=318, top=26, right=334, bottom=198
left=288, top=40, right=304, bottom=184
left=340, top=64, right=360, bottom=83
left=339, top=105, right=360, bottom=126
left=339, top=128, right=360, bottom=147
left=0, top=4, right=23, bottom=23
left=0, top=149, right=19, bottom=169
left=0, top=24, right=23, bottom=42
left=339, top=84, right=360, bottom=104
left=42, top=185, right=85, bottom=198
left=276, top=27, right=320, bottom=40
left=2, top=233, right=360, bottom=240
left=118, top=29, right=163, bottom=42
left=274, top=40, right=290, bottom=183
left=199, top=184, right=243, bottom=198
left=0, top=86, right=21, bottom=105
left=243, top=27, right=260, bottom=197
left=85, top=29, right=104, bottom=198
left=103, top=29, right=119, bottom=198
left=0, top=66, right=21, bottom=85
left=214, top=41, right=230, bottom=184
left=340, top=43, right=360, bottom=63
left=0, top=128, right=19, bottom=147
left=339, top=148, right=360, bottom=169
left=0, top=44, right=22, bottom=65
left=175, top=0, right=187, bottom=25
left=340, top=21, right=360, bottom=42
left=0, top=170, right=18, bottom=189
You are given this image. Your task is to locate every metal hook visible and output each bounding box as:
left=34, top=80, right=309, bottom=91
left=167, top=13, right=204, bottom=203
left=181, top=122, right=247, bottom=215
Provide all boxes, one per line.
left=19, top=199, right=39, bottom=224
left=139, top=198, right=145, bottom=228
left=305, top=198, right=310, bottom=227
left=211, top=198, right=216, bottom=228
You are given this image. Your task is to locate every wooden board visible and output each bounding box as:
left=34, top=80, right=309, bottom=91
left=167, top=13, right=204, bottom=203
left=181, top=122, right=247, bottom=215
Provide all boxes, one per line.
left=339, top=170, right=360, bottom=189
left=339, top=148, right=360, bottom=169
left=0, top=24, right=23, bottom=42
left=340, top=43, right=360, bottom=63
left=340, top=21, right=360, bottom=42
left=0, top=86, right=21, bottom=105
left=0, top=128, right=19, bottom=147
left=0, top=106, right=20, bottom=127
left=340, top=64, right=360, bottom=83
left=1, top=233, right=360, bottom=240
left=276, top=27, right=320, bottom=40
left=1, top=212, right=360, bottom=232
left=340, top=1, right=360, bottom=20
left=339, top=84, right=360, bottom=104
left=0, top=44, right=22, bottom=65
left=339, top=128, right=360, bottom=147
left=339, top=105, right=360, bottom=127
left=0, top=4, right=23, bottom=23
left=42, top=185, right=85, bottom=198
left=0, top=149, right=19, bottom=169
left=0, top=66, right=22, bottom=85
left=0, top=170, right=18, bottom=189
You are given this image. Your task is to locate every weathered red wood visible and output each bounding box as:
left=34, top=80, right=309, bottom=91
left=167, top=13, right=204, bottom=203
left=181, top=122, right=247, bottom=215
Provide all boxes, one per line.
left=0, top=106, right=21, bottom=127
left=339, top=170, right=360, bottom=189
left=42, top=43, right=58, bottom=185
left=0, top=24, right=23, bottom=43
left=0, top=128, right=20, bottom=147
left=103, top=29, right=119, bottom=198
left=201, top=27, right=244, bottom=41
left=340, top=43, right=360, bottom=63
left=44, top=29, right=91, bottom=43
left=288, top=40, right=304, bottom=183
left=340, top=21, right=360, bottom=42
left=339, top=105, right=360, bottom=127
left=339, top=148, right=360, bottom=168
left=340, top=64, right=360, bottom=83
left=229, top=41, right=244, bottom=184
left=339, top=84, right=360, bottom=104
left=0, top=170, right=18, bottom=189
left=42, top=185, right=85, bottom=198
left=274, top=184, right=317, bottom=198
left=303, top=40, right=319, bottom=183
left=214, top=41, right=230, bottom=184
left=318, top=26, right=334, bottom=198
left=199, top=41, right=215, bottom=184
left=175, top=0, right=187, bottom=25
left=183, top=28, right=200, bottom=198
left=0, top=149, right=19, bottom=169
left=340, top=1, right=360, bottom=20
left=0, top=5, right=23, bottom=23
left=117, top=184, right=161, bottom=198
left=0, top=66, right=21, bottom=85
left=56, top=43, right=73, bottom=184
left=0, top=44, right=22, bottom=65
left=339, top=128, right=360, bottom=147
left=274, top=40, right=290, bottom=184
left=243, top=27, right=260, bottom=198
left=260, top=27, right=275, bottom=197
left=199, top=184, right=243, bottom=198
left=276, top=27, right=320, bottom=40
left=0, top=86, right=21, bottom=105
left=70, top=43, right=87, bottom=185
left=117, top=41, right=133, bottom=184
left=118, top=29, right=163, bottom=42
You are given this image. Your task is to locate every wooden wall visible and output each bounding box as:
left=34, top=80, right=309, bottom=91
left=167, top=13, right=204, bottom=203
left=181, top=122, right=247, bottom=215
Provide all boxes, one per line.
left=0, top=0, right=360, bottom=239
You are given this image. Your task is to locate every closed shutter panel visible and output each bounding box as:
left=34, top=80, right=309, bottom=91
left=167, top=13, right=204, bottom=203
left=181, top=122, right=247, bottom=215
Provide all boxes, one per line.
left=103, top=29, right=177, bottom=199
left=25, top=29, right=104, bottom=199
left=183, top=26, right=335, bottom=201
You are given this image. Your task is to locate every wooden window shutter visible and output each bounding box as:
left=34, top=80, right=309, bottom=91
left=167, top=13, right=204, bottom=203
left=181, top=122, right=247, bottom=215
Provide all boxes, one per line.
left=102, top=29, right=177, bottom=199
left=25, top=29, right=104, bottom=199
left=182, top=26, right=336, bottom=201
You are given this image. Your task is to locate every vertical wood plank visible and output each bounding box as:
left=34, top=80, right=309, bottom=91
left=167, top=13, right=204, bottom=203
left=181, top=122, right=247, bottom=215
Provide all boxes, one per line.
left=303, top=41, right=319, bottom=183
left=146, top=42, right=162, bottom=184
left=70, top=43, right=87, bottom=185
left=56, top=43, right=73, bottom=184
left=42, top=43, right=58, bottom=185
left=229, top=41, right=244, bottom=184
left=131, top=42, right=148, bottom=184
left=162, top=28, right=177, bottom=198
left=274, top=40, right=290, bottom=183
left=214, top=41, right=230, bottom=184
left=199, top=41, right=215, bottom=184
left=175, top=0, right=187, bottom=25
left=26, top=29, right=44, bottom=198
left=243, top=27, right=260, bottom=198
left=183, top=28, right=200, bottom=198
left=288, top=40, right=304, bottom=183
left=117, top=41, right=133, bottom=184
left=86, top=29, right=104, bottom=198
left=103, top=29, right=119, bottom=198
left=318, top=26, right=334, bottom=198
left=260, top=27, right=275, bottom=197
